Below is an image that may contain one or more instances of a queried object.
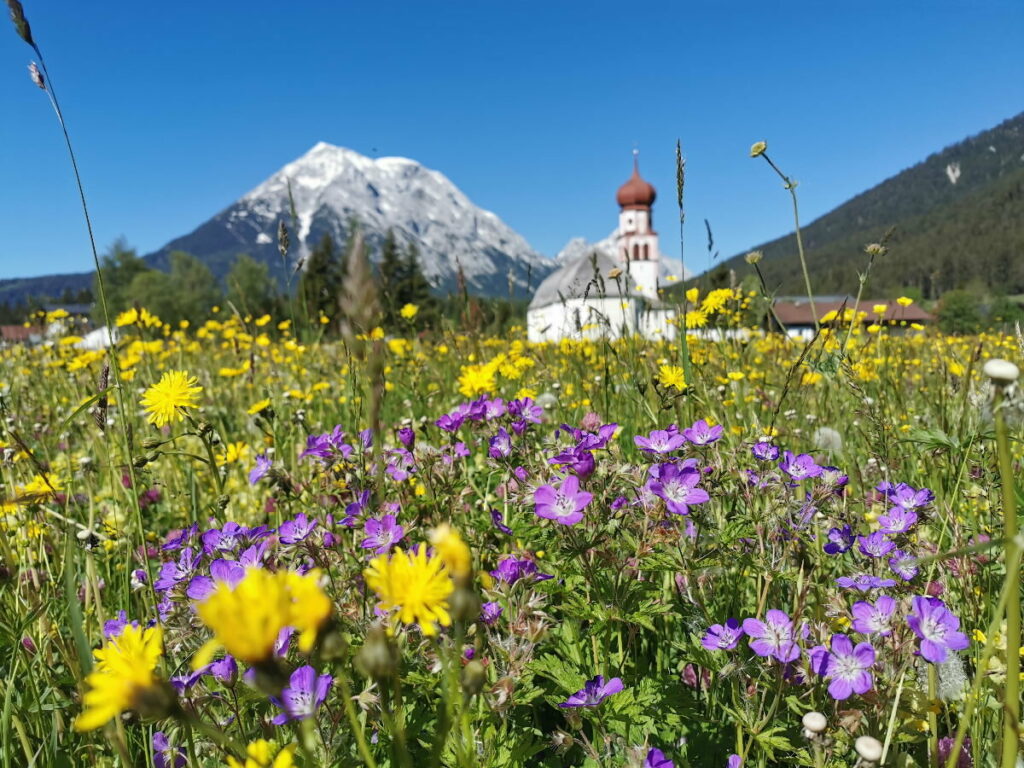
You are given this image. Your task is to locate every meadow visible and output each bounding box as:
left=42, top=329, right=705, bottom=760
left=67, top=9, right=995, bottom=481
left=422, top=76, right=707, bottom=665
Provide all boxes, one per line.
left=1, top=300, right=1021, bottom=768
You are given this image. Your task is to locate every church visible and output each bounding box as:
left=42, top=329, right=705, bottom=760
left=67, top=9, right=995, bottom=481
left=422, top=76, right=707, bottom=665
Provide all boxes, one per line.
left=527, top=154, right=679, bottom=343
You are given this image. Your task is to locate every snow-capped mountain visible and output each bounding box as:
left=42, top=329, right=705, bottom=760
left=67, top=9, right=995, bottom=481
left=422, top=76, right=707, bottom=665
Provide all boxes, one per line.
left=144, top=142, right=556, bottom=296
left=554, top=232, right=693, bottom=282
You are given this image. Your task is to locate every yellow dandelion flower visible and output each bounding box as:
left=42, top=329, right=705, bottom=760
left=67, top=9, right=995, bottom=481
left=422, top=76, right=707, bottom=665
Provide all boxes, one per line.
left=400, top=303, right=419, bottom=319
left=255, top=314, right=272, bottom=327
left=226, top=740, right=296, bottom=768
left=429, top=524, right=472, bottom=580
left=872, top=304, right=888, bottom=315
left=247, top=398, right=271, bottom=415
left=657, top=364, right=686, bottom=391
left=74, top=625, right=164, bottom=731
left=193, top=568, right=331, bottom=669
left=141, top=371, right=202, bottom=427
left=897, top=296, right=914, bottom=307
left=364, top=544, right=453, bottom=636
left=684, top=310, right=708, bottom=329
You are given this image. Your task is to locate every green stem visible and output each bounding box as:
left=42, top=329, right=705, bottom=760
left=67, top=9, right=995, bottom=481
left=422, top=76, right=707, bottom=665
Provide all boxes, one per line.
left=761, top=154, right=816, bottom=328
left=336, top=668, right=379, bottom=768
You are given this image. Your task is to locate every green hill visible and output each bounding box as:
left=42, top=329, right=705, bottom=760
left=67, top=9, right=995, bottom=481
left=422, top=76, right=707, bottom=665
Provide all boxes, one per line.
left=719, top=113, right=1024, bottom=298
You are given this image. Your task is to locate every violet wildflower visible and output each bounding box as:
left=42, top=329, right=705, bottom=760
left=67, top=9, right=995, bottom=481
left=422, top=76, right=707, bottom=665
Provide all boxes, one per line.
left=201, top=521, right=249, bottom=554
left=508, top=396, right=543, bottom=424
left=271, top=665, right=333, bottom=725
left=341, top=489, right=371, bottom=527
left=435, top=411, right=465, bottom=433
left=153, top=732, right=186, bottom=768
left=489, top=427, right=513, bottom=459
left=879, top=482, right=934, bottom=510
left=937, top=736, right=973, bottom=768
left=779, top=451, right=824, bottom=481
left=186, top=559, right=245, bottom=600
left=385, top=448, right=416, bottom=482
left=751, top=442, right=780, bottom=461
left=877, top=506, right=918, bottom=534
left=279, top=513, right=317, bottom=545
left=490, top=508, right=513, bottom=535
left=701, top=618, right=744, bottom=651
left=154, top=547, right=200, bottom=591
left=634, top=428, right=686, bottom=454
left=644, top=748, right=674, bottom=768
left=817, top=634, right=875, bottom=700
left=361, top=514, right=405, bottom=554
left=888, top=550, right=919, bottom=581
left=851, top=596, right=898, bottom=636
left=248, top=454, right=272, bottom=485
left=103, top=610, right=135, bottom=639
left=857, top=531, right=896, bottom=559
left=727, top=756, right=742, bottom=768
left=819, top=466, right=849, bottom=494
left=907, top=596, right=970, bottom=663
left=480, top=602, right=503, bottom=625
left=162, top=523, right=198, bottom=551
left=534, top=474, right=592, bottom=526
left=208, top=655, right=238, bottom=686
left=824, top=525, right=855, bottom=555
left=836, top=573, right=896, bottom=592
left=559, top=675, right=624, bottom=707
left=682, top=419, right=724, bottom=446
left=490, top=556, right=552, bottom=585
left=742, top=609, right=802, bottom=662
left=647, top=463, right=709, bottom=515
left=397, top=426, right=415, bottom=448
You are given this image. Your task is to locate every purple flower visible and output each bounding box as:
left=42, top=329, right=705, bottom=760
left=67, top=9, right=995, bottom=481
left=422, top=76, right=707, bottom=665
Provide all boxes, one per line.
left=490, top=508, right=513, bottom=535
left=186, top=559, right=246, bottom=600
left=937, top=736, right=973, bottom=768
left=534, top=475, right=592, bottom=526
left=490, top=556, right=551, bottom=585
left=742, top=609, right=802, bottom=662
left=103, top=610, right=137, bottom=639
left=751, top=442, right=780, bottom=461
left=271, top=665, right=333, bottom=725
left=726, top=756, right=742, bottom=768
left=878, top=507, right=918, bottom=534
left=851, top=596, right=897, bottom=636
left=489, top=427, right=512, bottom=459
left=480, top=602, right=503, bottom=625
left=682, top=419, right=724, bottom=446
left=435, top=411, right=465, bottom=433
left=647, top=463, right=710, bottom=516
left=385, top=448, right=416, bottom=482
left=644, top=748, right=674, bottom=768
left=824, top=525, right=855, bottom=555
left=397, top=426, right=415, bottom=448
left=836, top=573, right=897, bottom=592
left=279, top=513, right=318, bottom=545
left=888, top=550, right=919, bottom=581
left=508, top=397, right=543, bottom=424
left=907, top=596, right=969, bottom=663
left=162, top=523, right=198, bottom=551
left=248, top=454, right=272, bottom=485
left=820, top=466, right=849, bottom=495
left=341, top=489, right=371, bottom=527
left=815, top=634, right=875, bottom=700
left=559, top=675, right=624, bottom=707
left=634, top=428, right=686, bottom=454
left=360, top=514, right=405, bottom=554
left=701, top=618, right=744, bottom=651
left=153, top=732, right=186, bottom=768
left=879, top=482, right=934, bottom=510
left=857, top=531, right=896, bottom=558
left=208, top=654, right=238, bottom=685
left=779, top=451, right=823, bottom=481
left=154, top=547, right=201, bottom=591
left=201, top=522, right=249, bottom=555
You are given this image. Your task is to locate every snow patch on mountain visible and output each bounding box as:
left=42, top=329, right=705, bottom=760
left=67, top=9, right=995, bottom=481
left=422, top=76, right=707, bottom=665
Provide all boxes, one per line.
left=554, top=232, right=693, bottom=282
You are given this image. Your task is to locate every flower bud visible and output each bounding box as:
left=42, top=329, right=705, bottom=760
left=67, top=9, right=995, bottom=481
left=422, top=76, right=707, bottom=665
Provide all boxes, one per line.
left=744, top=250, right=763, bottom=265
left=802, top=711, right=827, bottom=735
left=355, top=625, right=398, bottom=681
left=854, top=735, right=883, bottom=765
left=461, top=660, right=486, bottom=696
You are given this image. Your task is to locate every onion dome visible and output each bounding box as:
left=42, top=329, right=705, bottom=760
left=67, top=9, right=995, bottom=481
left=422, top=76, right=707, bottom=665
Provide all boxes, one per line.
left=616, top=155, right=656, bottom=209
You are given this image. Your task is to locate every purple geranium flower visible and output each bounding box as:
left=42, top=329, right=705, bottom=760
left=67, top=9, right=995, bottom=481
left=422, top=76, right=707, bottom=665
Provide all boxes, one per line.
left=701, top=618, right=744, bottom=651
left=824, top=525, right=855, bottom=555
left=341, top=489, right=371, bottom=527
left=162, top=523, right=198, bottom=551
left=534, top=474, right=592, bottom=526
left=751, top=442, right=780, bottom=461
left=397, top=426, right=415, bottom=448
left=907, top=596, right=969, bottom=663
left=877, top=507, right=918, bottom=534
left=851, top=596, right=897, bottom=636
left=742, top=609, right=802, bottom=663
left=644, top=748, right=674, bottom=768
left=634, top=427, right=686, bottom=454
left=248, top=454, right=272, bottom=485
left=647, top=463, right=710, bottom=516
left=271, top=665, right=333, bottom=725
left=779, top=451, right=823, bottom=480
left=153, top=732, right=186, bottom=768
left=154, top=547, right=201, bottom=592
left=279, top=513, right=318, bottom=545
left=360, top=514, right=405, bottom=554
left=490, top=508, right=513, bottom=535
left=559, top=675, right=624, bottom=707
left=815, top=634, right=875, bottom=700
left=858, top=531, right=896, bottom=559
left=682, top=419, right=724, bottom=446
left=208, top=654, right=238, bottom=685
left=879, top=482, right=934, bottom=511
left=480, top=602, right=503, bottom=625
left=103, top=610, right=136, bottom=639
left=489, top=427, right=513, bottom=459
left=836, top=573, right=897, bottom=592
left=490, top=556, right=551, bottom=585
left=888, top=550, right=919, bottom=581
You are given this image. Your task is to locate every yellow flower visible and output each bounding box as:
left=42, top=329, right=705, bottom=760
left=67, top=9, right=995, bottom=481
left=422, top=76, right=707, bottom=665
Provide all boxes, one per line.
left=727, top=371, right=745, bottom=381
left=193, top=568, right=331, bottom=668
left=254, top=314, right=272, bottom=327
left=216, top=441, right=250, bottom=466
left=226, top=740, right=296, bottom=768
left=141, top=370, right=203, bottom=427
left=685, top=288, right=699, bottom=304
left=400, top=303, right=419, bottom=319
left=897, top=296, right=914, bottom=307
left=872, top=304, right=888, bottom=315
left=750, top=140, right=767, bottom=158
left=657, top=364, right=686, bottom=391
left=684, top=310, right=708, bottom=329
left=429, top=524, right=472, bottom=580
left=364, top=544, right=453, bottom=636
left=74, top=625, right=164, bottom=731
left=247, top=398, right=271, bottom=415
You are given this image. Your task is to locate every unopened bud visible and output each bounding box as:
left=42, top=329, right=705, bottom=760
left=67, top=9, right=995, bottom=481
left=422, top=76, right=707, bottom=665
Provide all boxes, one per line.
left=461, top=660, right=486, bottom=696
left=854, top=735, right=883, bottom=766
left=355, top=625, right=398, bottom=681
left=982, top=359, right=1019, bottom=386
left=132, top=680, right=179, bottom=722
left=450, top=585, right=481, bottom=623
left=744, top=250, right=763, bottom=265
left=141, top=438, right=162, bottom=450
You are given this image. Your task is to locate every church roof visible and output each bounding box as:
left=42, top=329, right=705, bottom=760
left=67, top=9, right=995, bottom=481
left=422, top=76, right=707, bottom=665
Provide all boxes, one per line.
left=529, top=251, right=639, bottom=309
left=616, top=156, right=656, bottom=209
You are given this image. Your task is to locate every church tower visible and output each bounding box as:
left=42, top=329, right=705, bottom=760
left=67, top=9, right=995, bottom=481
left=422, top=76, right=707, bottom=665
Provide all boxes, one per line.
left=615, top=151, right=660, bottom=301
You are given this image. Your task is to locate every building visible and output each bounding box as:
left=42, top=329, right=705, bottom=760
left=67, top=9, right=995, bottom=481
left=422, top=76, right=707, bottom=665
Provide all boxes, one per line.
left=527, top=153, right=677, bottom=342
left=770, top=296, right=935, bottom=340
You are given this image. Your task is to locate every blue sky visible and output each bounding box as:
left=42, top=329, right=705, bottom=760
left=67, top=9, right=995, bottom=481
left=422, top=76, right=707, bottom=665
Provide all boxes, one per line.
left=1, top=0, right=1021, bottom=279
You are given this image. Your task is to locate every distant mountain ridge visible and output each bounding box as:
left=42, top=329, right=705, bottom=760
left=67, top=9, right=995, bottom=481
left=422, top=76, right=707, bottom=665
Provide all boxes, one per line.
left=0, top=143, right=557, bottom=306
left=718, top=113, right=1024, bottom=296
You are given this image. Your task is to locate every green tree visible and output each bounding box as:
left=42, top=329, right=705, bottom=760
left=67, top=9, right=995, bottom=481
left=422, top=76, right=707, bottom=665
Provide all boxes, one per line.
left=225, top=254, right=278, bottom=318
left=128, top=252, right=221, bottom=327
left=377, top=229, right=404, bottom=324
left=937, top=290, right=982, bottom=335
left=92, top=238, right=152, bottom=322
left=298, top=233, right=343, bottom=328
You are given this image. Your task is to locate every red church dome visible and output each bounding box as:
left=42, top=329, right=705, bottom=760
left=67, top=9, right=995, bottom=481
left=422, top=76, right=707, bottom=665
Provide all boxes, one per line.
left=616, top=156, right=656, bottom=209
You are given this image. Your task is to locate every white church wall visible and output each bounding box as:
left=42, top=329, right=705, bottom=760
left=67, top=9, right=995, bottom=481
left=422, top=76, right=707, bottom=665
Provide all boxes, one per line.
left=527, top=298, right=638, bottom=343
